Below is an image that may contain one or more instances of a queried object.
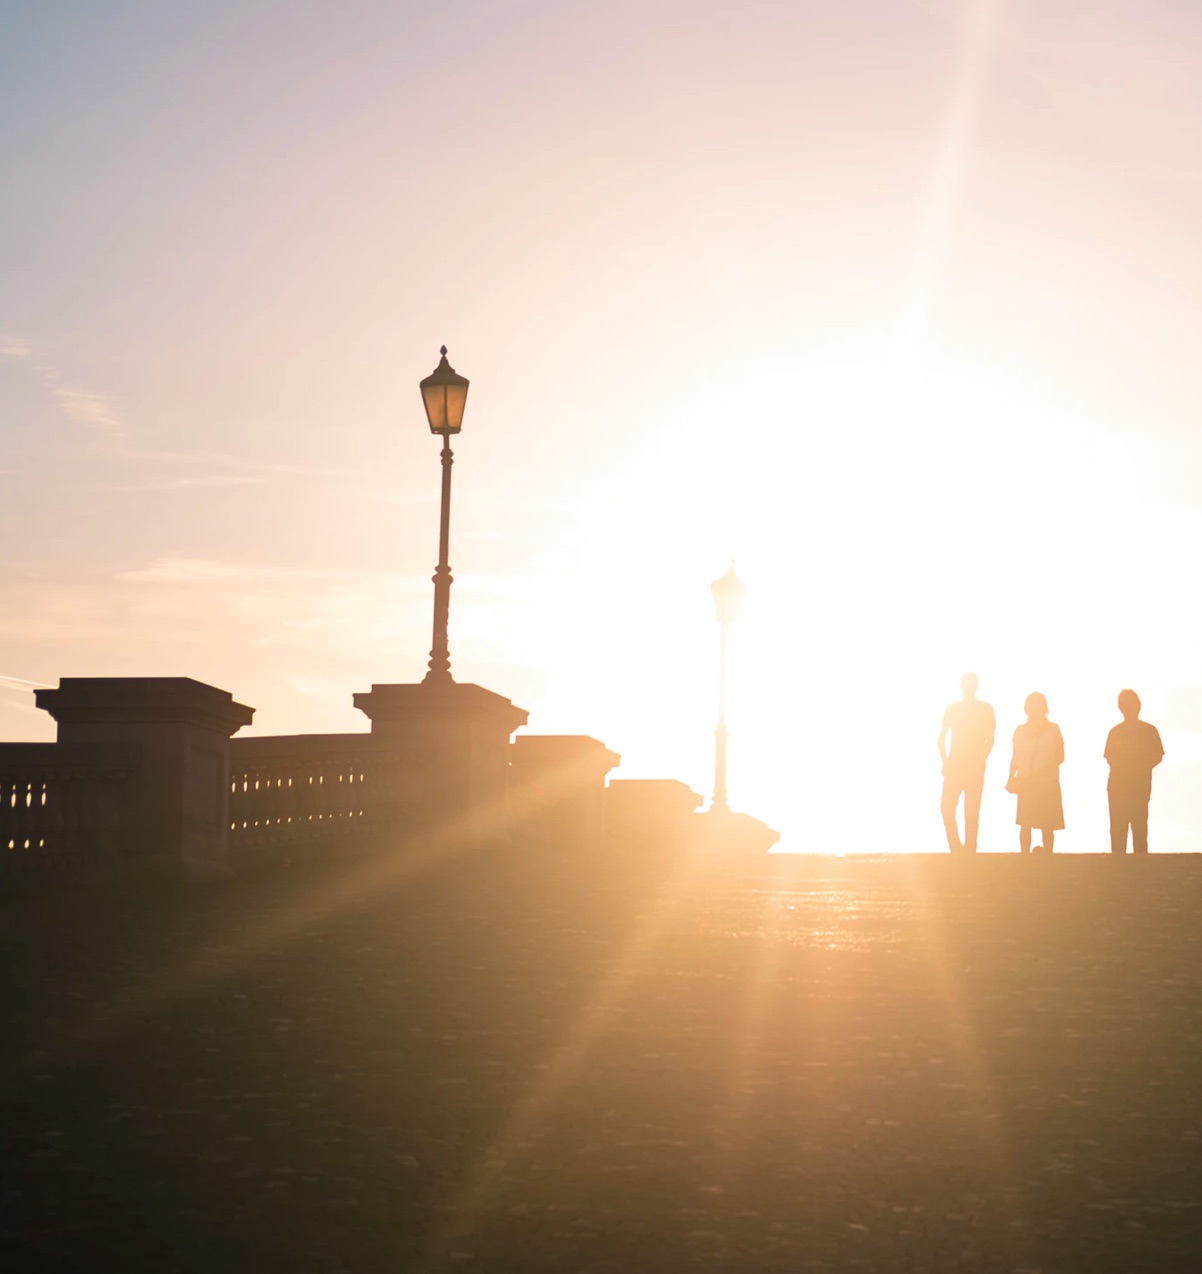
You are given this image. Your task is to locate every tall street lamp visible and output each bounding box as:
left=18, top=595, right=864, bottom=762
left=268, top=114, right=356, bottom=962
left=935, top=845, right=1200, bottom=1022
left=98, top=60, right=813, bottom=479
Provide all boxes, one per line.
left=710, top=563, right=747, bottom=814
left=419, top=346, right=470, bottom=686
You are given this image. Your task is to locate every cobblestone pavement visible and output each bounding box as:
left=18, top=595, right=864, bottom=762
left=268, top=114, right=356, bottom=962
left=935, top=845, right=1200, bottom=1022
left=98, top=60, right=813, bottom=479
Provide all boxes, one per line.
left=2, top=851, right=1201, bottom=1272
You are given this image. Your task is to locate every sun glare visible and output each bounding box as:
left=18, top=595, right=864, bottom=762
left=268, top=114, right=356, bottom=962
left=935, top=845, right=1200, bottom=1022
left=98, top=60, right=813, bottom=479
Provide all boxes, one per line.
left=549, top=366, right=1182, bottom=854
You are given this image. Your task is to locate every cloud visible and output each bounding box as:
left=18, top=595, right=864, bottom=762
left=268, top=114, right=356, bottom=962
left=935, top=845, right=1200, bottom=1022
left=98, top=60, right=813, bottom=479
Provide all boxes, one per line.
left=0, top=673, right=51, bottom=690
left=112, top=474, right=264, bottom=493
left=114, top=559, right=351, bottom=585
left=2, top=333, right=129, bottom=443
left=111, top=557, right=477, bottom=591
left=49, top=385, right=127, bottom=444
left=129, top=447, right=362, bottom=479
left=0, top=335, right=31, bottom=359
left=109, top=558, right=525, bottom=650
left=3, top=335, right=371, bottom=488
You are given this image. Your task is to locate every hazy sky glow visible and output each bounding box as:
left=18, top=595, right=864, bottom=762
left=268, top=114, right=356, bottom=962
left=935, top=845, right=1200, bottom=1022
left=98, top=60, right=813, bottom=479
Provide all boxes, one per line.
left=4, top=0, right=1202, bottom=850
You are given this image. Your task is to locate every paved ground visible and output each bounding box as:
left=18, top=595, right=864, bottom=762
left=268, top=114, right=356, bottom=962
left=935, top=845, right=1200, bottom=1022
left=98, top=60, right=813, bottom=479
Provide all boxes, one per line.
left=2, top=850, right=1201, bottom=1273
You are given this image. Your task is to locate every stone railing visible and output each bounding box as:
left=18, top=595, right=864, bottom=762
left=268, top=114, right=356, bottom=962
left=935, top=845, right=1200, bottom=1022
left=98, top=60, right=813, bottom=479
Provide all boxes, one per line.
left=0, top=743, right=140, bottom=874
left=229, top=734, right=417, bottom=858
left=5, top=675, right=776, bottom=879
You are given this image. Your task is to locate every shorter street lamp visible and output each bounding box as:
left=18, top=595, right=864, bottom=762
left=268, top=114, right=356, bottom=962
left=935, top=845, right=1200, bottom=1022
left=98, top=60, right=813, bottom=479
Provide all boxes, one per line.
left=419, top=346, right=470, bottom=686
left=710, top=563, right=747, bottom=814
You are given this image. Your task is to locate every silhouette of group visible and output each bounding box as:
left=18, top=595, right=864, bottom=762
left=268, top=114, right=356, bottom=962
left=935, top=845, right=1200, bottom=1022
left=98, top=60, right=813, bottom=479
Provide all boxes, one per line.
left=938, top=675, right=1164, bottom=855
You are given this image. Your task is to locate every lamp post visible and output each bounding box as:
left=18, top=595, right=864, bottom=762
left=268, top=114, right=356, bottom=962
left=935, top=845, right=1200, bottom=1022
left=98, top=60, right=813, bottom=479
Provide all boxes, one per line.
left=709, top=563, right=747, bottom=814
left=418, top=346, right=470, bottom=686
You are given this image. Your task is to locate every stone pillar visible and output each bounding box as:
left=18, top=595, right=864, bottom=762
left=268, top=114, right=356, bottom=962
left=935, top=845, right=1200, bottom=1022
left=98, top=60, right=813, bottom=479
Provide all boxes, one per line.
left=352, top=682, right=528, bottom=837
left=509, top=735, right=621, bottom=854
left=604, top=779, right=704, bottom=855
left=35, top=678, right=254, bottom=880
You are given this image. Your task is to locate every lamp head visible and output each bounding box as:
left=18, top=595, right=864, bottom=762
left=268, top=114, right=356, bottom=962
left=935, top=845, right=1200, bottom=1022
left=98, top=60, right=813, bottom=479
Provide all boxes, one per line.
left=419, top=345, right=469, bottom=435
left=711, top=563, right=747, bottom=626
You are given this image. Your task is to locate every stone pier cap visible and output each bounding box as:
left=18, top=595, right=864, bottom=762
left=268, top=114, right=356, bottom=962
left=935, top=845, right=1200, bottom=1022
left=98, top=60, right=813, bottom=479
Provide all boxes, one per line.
left=36, top=678, right=254, bottom=736
left=353, top=682, right=528, bottom=735
left=511, top=735, right=620, bottom=770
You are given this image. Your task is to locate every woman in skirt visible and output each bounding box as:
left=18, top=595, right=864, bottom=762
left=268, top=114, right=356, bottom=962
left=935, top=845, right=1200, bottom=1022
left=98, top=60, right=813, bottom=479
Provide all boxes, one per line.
left=1006, top=692, right=1065, bottom=853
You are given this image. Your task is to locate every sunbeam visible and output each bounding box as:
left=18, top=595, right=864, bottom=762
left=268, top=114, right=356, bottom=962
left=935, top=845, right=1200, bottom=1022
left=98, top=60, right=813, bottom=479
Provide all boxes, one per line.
left=892, top=0, right=1002, bottom=378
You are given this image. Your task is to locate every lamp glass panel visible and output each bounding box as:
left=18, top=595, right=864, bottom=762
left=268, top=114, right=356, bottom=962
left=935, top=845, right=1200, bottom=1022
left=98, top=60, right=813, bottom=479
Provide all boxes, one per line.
left=444, top=382, right=468, bottom=432
left=712, top=572, right=747, bottom=623
left=421, top=383, right=447, bottom=433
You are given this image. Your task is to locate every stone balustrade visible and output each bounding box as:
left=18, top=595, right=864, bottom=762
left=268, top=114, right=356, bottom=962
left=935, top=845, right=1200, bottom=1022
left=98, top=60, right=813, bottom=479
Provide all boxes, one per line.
left=0, top=742, right=140, bottom=874
left=2, top=675, right=778, bottom=880
left=229, top=734, right=416, bottom=859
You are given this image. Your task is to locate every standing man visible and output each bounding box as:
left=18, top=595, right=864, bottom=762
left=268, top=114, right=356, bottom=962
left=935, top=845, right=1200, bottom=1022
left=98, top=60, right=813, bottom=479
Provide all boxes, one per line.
left=938, top=673, right=996, bottom=854
left=1104, top=690, right=1164, bottom=854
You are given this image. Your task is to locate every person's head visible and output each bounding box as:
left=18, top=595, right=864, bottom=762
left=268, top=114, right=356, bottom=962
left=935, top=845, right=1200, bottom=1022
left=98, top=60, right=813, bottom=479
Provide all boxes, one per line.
left=960, top=672, right=979, bottom=699
left=1118, top=689, right=1141, bottom=721
left=1024, top=691, right=1049, bottom=722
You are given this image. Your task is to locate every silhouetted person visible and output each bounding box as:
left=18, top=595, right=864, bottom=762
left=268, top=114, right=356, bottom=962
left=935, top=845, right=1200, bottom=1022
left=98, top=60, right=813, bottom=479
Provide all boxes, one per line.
left=938, top=672, right=995, bottom=854
left=1105, top=689, right=1163, bottom=854
left=1006, top=692, right=1064, bottom=854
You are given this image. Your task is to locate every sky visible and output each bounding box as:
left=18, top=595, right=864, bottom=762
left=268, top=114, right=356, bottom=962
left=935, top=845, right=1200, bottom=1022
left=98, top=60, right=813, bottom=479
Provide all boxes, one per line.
left=3, top=0, right=1202, bottom=851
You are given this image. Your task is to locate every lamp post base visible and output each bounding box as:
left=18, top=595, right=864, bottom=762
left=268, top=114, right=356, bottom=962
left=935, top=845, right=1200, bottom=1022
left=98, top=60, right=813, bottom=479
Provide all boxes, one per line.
left=425, top=557, right=454, bottom=684
left=695, top=806, right=782, bottom=855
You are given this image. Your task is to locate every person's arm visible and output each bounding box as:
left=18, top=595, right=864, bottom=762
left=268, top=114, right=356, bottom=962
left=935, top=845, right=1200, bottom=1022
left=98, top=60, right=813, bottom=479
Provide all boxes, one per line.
left=1151, top=726, right=1165, bottom=769
left=1052, top=724, right=1065, bottom=768
left=1007, top=728, right=1020, bottom=788
left=938, top=709, right=951, bottom=766
left=985, top=705, right=996, bottom=759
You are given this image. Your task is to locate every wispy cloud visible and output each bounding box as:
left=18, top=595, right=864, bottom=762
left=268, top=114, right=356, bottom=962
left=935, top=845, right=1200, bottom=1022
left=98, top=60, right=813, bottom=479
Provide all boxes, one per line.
left=112, top=474, right=264, bottom=493
left=129, top=447, right=362, bottom=479
left=49, top=385, right=127, bottom=444
left=2, top=334, right=364, bottom=484
left=0, top=335, right=31, bottom=359
left=114, top=557, right=516, bottom=596
left=0, top=673, right=51, bottom=691
left=4, top=332, right=129, bottom=444
left=115, top=559, right=354, bottom=585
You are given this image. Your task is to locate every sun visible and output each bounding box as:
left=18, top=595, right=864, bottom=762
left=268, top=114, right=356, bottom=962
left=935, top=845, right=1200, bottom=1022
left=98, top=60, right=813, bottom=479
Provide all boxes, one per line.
left=537, top=370, right=1164, bottom=853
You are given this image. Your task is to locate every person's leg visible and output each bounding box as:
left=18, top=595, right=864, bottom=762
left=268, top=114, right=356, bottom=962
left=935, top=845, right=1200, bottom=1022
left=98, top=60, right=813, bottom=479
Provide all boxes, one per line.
left=1108, top=787, right=1127, bottom=854
left=1131, top=795, right=1149, bottom=854
left=962, top=769, right=984, bottom=853
left=941, top=776, right=963, bottom=854
left=1019, top=826, right=1032, bottom=854
left=1043, top=829, right=1055, bottom=853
